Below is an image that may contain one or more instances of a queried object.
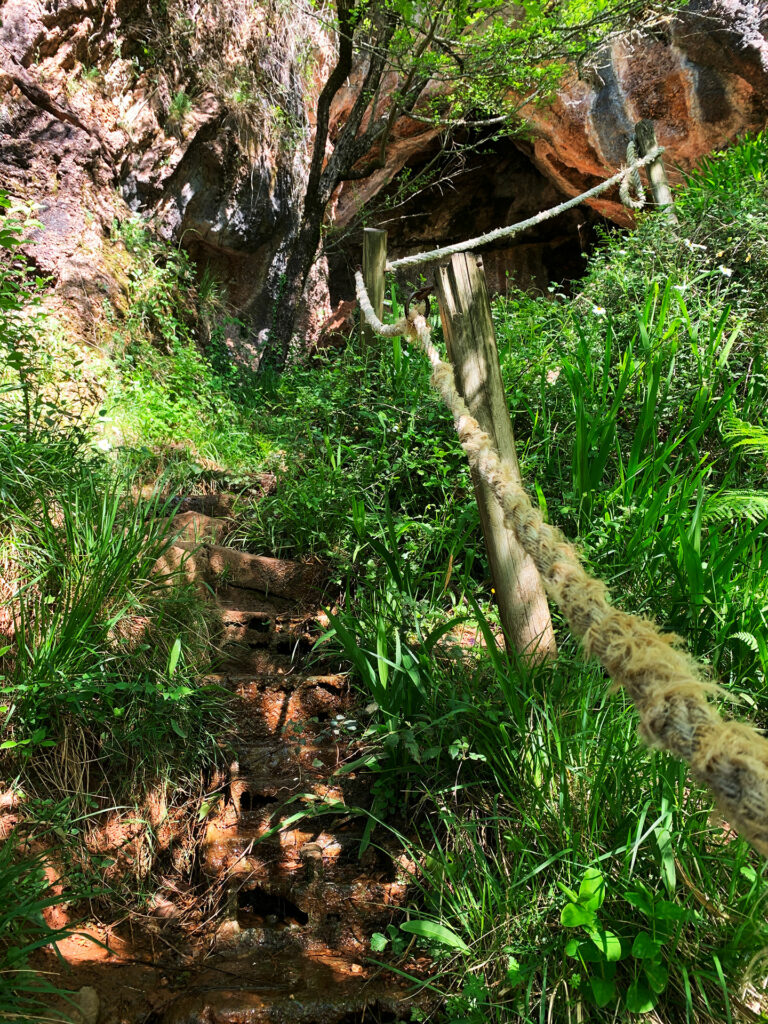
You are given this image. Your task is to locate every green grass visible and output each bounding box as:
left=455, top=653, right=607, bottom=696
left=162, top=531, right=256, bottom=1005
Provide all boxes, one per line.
left=0, top=194, right=228, bottom=1012
left=4, top=127, right=768, bottom=1023
left=305, top=133, right=768, bottom=1022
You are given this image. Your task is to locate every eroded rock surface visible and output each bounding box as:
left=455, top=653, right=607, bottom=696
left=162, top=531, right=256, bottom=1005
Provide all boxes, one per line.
left=1, top=1, right=767, bottom=339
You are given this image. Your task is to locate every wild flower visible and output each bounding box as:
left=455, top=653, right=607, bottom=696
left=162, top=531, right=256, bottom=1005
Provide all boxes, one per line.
left=719, top=265, right=733, bottom=277
left=592, top=305, right=607, bottom=317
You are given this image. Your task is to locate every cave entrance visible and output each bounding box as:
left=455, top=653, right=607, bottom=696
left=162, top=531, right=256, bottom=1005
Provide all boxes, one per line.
left=329, top=129, right=609, bottom=303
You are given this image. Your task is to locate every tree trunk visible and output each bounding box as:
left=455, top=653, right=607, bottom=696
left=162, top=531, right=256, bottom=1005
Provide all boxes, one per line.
left=267, top=211, right=325, bottom=368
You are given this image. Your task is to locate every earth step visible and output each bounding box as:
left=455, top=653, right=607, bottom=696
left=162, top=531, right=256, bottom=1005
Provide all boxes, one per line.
left=164, top=542, right=327, bottom=602
left=213, top=877, right=408, bottom=957
left=213, top=674, right=350, bottom=735
left=173, top=492, right=239, bottom=516
left=159, top=950, right=418, bottom=1024
left=168, top=511, right=230, bottom=545
left=216, top=648, right=301, bottom=675
left=228, top=736, right=351, bottom=785
left=214, top=584, right=297, bottom=614
left=217, top=607, right=319, bottom=650
left=204, top=817, right=403, bottom=887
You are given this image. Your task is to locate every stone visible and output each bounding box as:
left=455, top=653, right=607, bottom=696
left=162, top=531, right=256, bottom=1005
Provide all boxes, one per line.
left=72, top=986, right=100, bottom=1024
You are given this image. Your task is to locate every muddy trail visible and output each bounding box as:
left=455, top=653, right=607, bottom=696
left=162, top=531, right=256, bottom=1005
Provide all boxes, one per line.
left=37, top=500, right=425, bottom=1024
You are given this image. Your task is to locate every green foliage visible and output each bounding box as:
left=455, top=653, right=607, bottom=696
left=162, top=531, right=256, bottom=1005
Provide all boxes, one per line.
left=105, top=217, right=267, bottom=487
left=231, top=292, right=475, bottom=577
left=167, top=89, right=192, bottom=125
left=0, top=195, right=226, bottom=803
left=0, top=837, right=74, bottom=1023
left=306, top=133, right=768, bottom=1023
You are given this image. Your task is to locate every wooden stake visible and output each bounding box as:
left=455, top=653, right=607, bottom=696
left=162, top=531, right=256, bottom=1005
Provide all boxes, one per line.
left=434, top=252, right=556, bottom=661
left=362, top=228, right=387, bottom=347
left=634, top=119, right=678, bottom=225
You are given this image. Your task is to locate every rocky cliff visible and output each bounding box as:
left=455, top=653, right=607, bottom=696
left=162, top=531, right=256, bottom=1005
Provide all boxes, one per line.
left=1, top=0, right=767, bottom=351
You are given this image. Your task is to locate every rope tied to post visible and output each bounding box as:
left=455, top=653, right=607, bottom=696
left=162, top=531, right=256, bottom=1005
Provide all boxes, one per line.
left=355, top=264, right=768, bottom=858
left=619, top=139, right=646, bottom=209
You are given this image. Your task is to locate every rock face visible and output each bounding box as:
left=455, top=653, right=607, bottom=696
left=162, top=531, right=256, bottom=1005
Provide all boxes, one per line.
left=1, top=0, right=767, bottom=343
left=331, top=2, right=768, bottom=285
left=0, top=0, right=331, bottom=351
left=517, top=1, right=768, bottom=224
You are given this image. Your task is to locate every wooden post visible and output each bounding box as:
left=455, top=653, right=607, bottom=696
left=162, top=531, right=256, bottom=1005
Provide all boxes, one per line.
left=434, top=252, right=556, bottom=661
left=634, top=119, right=678, bottom=226
left=362, top=228, right=387, bottom=346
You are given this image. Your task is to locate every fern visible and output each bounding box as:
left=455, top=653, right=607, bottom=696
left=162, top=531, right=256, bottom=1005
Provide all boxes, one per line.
left=729, top=631, right=760, bottom=653
left=703, top=489, right=768, bottom=524
left=721, top=413, right=768, bottom=457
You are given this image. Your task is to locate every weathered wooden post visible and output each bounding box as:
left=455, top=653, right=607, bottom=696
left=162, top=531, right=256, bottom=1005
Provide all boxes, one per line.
left=362, top=228, right=387, bottom=346
left=634, top=119, right=678, bottom=226
left=434, top=252, right=556, bottom=661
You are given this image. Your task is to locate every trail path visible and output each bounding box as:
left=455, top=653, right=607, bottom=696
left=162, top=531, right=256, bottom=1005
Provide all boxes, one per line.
left=43, top=498, right=418, bottom=1024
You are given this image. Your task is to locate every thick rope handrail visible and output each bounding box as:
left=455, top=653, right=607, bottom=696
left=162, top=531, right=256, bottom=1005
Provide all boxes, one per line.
left=385, top=145, right=662, bottom=272
left=356, top=267, right=768, bottom=858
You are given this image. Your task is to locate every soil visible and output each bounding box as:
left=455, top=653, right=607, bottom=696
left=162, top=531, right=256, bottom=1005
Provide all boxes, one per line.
left=22, top=501, right=429, bottom=1024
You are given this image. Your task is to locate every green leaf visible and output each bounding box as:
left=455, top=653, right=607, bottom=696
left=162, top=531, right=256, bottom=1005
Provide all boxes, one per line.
left=565, top=938, right=581, bottom=957
left=578, top=867, right=606, bottom=910
left=504, top=954, right=525, bottom=987
left=624, top=888, right=653, bottom=916
left=168, top=637, right=182, bottom=676
left=170, top=719, right=187, bottom=739
left=632, top=932, right=663, bottom=959
left=561, top=903, right=596, bottom=929
left=400, top=919, right=469, bottom=953
left=654, top=900, right=686, bottom=922
left=588, top=929, right=623, bottom=962
left=590, top=976, right=617, bottom=1008
left=370, top=932, right=388, bottom=952
left=644, top=959, right=669, bottom=994
left=625, top=979, right=657, bottom=1013
left=197, top=793, right=222, bottom=821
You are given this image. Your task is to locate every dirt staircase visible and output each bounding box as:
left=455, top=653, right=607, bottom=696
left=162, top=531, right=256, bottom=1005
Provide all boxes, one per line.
left=76, top=506, right=419, bottom=1024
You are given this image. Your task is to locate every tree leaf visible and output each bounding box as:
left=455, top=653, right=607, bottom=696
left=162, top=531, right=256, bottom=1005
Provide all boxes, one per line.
left=588, top=928, right=623, bottom=962
left=370, top=932, right=388, bottom=952
left=644, top=959, right=669, bottom=994
left=632, top=931, right=662, bottom=960
left=625, top=979, right=657, bottom=1013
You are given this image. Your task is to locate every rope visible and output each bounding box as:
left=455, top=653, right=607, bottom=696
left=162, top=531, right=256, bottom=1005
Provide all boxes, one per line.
left=619, top=140, right=646, bottom=210
left=355, top=267, right=768, bottom=858
left=385, top=145, right=661, bottom=272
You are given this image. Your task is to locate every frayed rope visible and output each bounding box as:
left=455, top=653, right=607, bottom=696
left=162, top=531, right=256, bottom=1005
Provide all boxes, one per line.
left=356, top=267, right=768, bottom=858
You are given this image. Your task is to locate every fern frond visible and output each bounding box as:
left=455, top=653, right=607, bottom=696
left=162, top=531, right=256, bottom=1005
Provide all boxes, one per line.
left=703, top=489, right=768, bottom=523
left=729, top=631, right=760, bottom=653
left=721, top=413, right=768, bottom=456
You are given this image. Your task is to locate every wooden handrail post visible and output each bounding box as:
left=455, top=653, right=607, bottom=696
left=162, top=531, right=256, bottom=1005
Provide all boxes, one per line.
left=362, top=228, right=387, bottom=347
left=634, top=119, right=678, bottom=226
left=434, top=252, right=556, bottom=661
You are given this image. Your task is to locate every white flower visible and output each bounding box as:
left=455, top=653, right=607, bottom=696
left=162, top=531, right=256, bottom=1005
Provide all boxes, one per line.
left=96, top=437, right=112, bottom=451
left=672, top=284, right=687, bottom=293
left=719, top=265, right=733, bottom=277
left=592, top=305, right=607, bottom=317
left=683, top=239, right=706, bottom=251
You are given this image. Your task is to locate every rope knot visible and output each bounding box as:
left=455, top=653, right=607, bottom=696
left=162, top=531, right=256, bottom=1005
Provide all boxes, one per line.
left=620, top=139, right=646, bottom=210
